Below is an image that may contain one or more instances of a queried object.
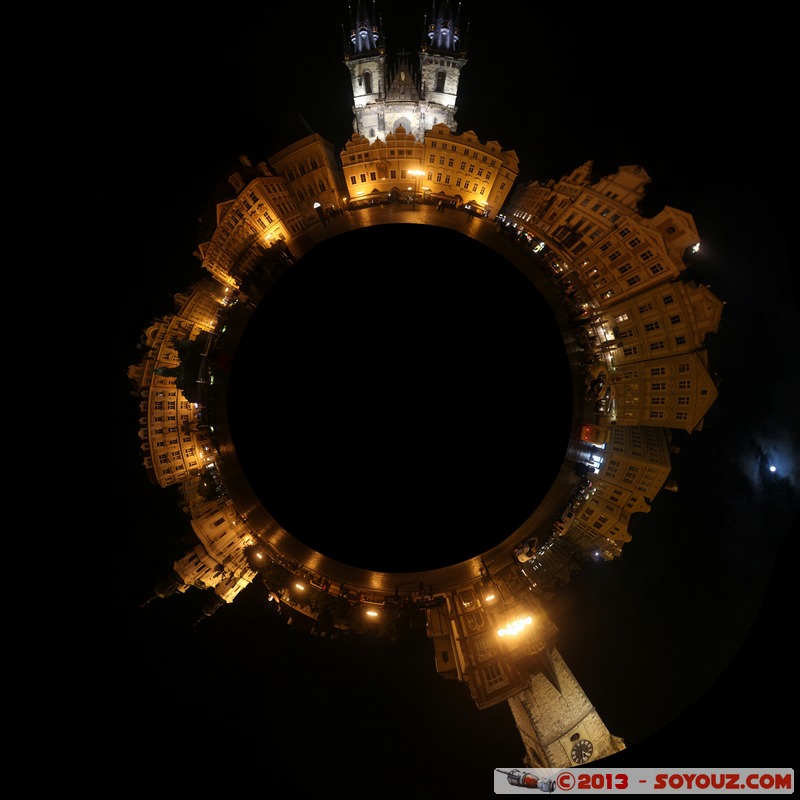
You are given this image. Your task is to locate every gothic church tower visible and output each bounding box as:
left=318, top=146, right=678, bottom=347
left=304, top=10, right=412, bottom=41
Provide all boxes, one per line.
left=507, top=648, right=627, bottom=768
left=344, top=1, right=468, bottom=142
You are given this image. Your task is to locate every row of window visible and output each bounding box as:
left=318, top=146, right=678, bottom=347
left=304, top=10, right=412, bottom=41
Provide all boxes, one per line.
left=284, top=158, right=320, bottom=180
left=347, top=149, right=417, bottom=162
left=580, top=197, right=622, bottom=223
left=427, top=155, right=492, bottom=178
left=349, top=171, right=495, bottom=195
left=429, top=140, right=497, bottom=164
left=621, top=337, right=689, bottom=356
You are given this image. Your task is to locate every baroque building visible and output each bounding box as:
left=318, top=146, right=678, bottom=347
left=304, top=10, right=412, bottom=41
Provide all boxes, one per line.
left=266, top=113, right=351, bottom=221
left=507, top=162, right=698, bottom=303
left=340, top=122, right=518, bottom=215
left=193, top=156, right=305, bottom=288
left=560, top=425, right=672, bottom=561
left=127, top=278, right=226, bottom=489
left=503, top=160, right=723, bottom=437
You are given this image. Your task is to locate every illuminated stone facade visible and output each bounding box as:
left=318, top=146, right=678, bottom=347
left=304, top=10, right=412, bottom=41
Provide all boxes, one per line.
left=127, top=279, right=226, bottom=488
left=506, top=161, right=699, bottom=305
left=194, top=156, right=304, bottom=288
left=267, top=131, right=351, bottom=222
left=344, top=2, right=467, bottom=143
left=562, top=426, right=672, bottom=560
left=507, top=649, right=626, bottom=769
left=340, top=122, right=518, bottom=217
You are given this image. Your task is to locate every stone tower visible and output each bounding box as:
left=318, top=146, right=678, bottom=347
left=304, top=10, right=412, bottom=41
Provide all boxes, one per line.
left=507, top=648, right=627, bottom=768
left=427, top=563, right=626, bottom=769
left=344, top=1, right=468, bottom=142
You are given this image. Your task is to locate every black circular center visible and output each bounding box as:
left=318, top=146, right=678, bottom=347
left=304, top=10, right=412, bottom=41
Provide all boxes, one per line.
left=228, top=224, right=572, bottom=571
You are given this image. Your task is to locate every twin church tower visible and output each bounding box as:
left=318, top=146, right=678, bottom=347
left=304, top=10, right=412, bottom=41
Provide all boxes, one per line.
left=344, top=1, right=467, bottom=142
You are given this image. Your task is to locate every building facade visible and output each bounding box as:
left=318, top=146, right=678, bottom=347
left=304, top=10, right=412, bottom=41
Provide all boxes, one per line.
left=561, top=425, right=672, bottom=560
left=194, top=156, right=305, bottom=289
left=506, top=162, right=699, bottom=307
left=127, top=279, right=226, bottom=488
left=340, top=122, right=519, bottom=216
left=267, top=130, right=350, bottom=222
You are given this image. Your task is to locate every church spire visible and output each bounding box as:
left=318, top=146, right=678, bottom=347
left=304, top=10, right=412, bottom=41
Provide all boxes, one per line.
left=424, top=1, right=466, bottom=56
left=346, top=1, right=383, bottom=58
left=344, top=2, right=467, bottom=141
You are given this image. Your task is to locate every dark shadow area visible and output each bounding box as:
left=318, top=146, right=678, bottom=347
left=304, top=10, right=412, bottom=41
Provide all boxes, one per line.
left=228, top=224, right=573, bottom=571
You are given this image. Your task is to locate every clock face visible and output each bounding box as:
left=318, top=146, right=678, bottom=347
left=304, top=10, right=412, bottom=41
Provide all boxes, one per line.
left=571, top=738, right=594, bottom=764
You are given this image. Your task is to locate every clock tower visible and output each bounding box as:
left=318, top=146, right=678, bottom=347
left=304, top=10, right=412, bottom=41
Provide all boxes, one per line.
left=507, top=647, right=626, bottom=768
left=427, top=563, right=625, bottom=769
left=343, top=1, right=468, bottom=142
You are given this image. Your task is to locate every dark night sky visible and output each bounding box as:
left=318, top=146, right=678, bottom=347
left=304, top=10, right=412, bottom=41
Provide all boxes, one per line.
left=18, top=3, right=796, bottom=795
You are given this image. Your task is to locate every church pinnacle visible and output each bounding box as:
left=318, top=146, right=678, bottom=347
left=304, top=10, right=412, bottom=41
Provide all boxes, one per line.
left=344, top=1, right=468, bottom=142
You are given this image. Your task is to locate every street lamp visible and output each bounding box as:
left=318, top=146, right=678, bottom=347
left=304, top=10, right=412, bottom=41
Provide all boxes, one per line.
left=497, top=615, right=533, bottom=637
left=409, top=169, right=425, bottom=210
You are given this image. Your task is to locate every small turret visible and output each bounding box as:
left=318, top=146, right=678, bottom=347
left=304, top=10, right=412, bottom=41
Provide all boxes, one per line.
left=424, top=1, right=467, bottom=56
left=346, top=0, right=383, bottom=58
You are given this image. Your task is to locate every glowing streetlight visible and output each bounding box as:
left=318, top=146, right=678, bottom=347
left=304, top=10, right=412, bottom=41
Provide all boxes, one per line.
left=409, top=169, right=425, bottom=210
left=497, top=616, right=533, bottom=637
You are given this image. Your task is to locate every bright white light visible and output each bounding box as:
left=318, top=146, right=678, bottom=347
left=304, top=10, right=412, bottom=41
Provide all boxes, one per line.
left=497, top=616, right=533, bottom=637
left=769, top=465, right=777, bottom=473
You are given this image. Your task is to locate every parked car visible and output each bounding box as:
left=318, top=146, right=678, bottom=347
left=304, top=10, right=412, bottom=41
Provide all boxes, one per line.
left=514, top=537, right=539, bottom=563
